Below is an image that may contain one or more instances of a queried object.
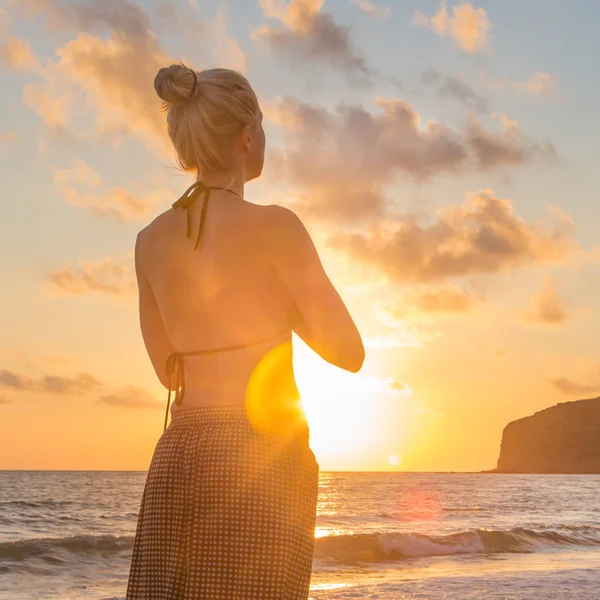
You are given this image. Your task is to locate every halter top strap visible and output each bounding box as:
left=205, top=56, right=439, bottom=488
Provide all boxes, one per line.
left=172, top=181, right=243, bottom=251
left=163, top=328, right=289, bottom=432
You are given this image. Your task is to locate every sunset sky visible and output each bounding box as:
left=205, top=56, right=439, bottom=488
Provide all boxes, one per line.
left=2, top=0, right=600, bottom=472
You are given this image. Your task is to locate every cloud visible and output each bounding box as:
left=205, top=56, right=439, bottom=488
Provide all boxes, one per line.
left=53, top=157, right=101, bottom=187
left=42, top=373, right=103, bottom=394
left=412, top=1, right=492, bottom=53
left=513, top=71, right=558, bottom=96
left=9, top=0, right=245, bottom=149
left=479, top=69, right=559, bottom=99
left=0, top=361, right=160, bottom=408
left=0, top=368, right=103, bottom=394
left=0, top=396, right=9, bottom=404
left=22, top=83, right=72, bottom=133
left=56, top=33, right=168, bottom=146
left=0, top=370, right=27, bottom=390
left=383, top=286, right=475, bottom=326
left=265, top=96, right=557, bottom=222
left=350, top=0, right=390, bottom=18
left=98, top=386, right=163, bottom=409
left=254, top=0, right=372, bottom=84
left=412, top=286, right=473, bottom=314
left=330, top=190, right=576, bottom=283
left=423, top=70, right=488, bottom=112
left=53, top=159, right=169, bottom=220
left=0, top=30, right=72, bottom=132
left=0, top=35, right=40, bottom=69
left=524, top=279, right=567, bottom=325
left=8, top=0, right=171, bottom=148
left=469, top=112, right=557, bottom=169
left=548, top=377, right=600, bottom=397
left=46, top=252, right=136, bottom=297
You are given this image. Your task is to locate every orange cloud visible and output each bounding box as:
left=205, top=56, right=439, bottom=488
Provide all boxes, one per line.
left=412, top=286, right=473, bottom=314
left=56, top=32, right=168, bottom=147
left=98, top=386, right=162, bottom=410
left=22, top=83, right=72, bottom=134
left=53, top=159, right=170, bottom=220
left=46, top=252, right=136, bottom=297
left=514, top=71, right=558, bottom=96
left=0, top=35, right=40, bottom=69
left=10, top=0, right=245, bottom=150
left=8, top=0, right=171, bottom=149
left=254, top=0, right=372, bottom=83
left=524, top=279, right=567, bottom=325
left=53, top=158, right=101, bottom=187
left=383, top=286, right=476, bottom=329
left=350, top=0, right=390, bottom=18
left=330, top=190, right=576, bottom=283
left=0, top=30, right=73, bottom=132
left=412, top=1, right=492, bottom=54
left=479, top=69, right=559, bottom=99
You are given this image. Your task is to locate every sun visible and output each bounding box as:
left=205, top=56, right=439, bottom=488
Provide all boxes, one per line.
left=388, top=454, right=402, bottom=467
left=292, top=339, right=382, bottom=466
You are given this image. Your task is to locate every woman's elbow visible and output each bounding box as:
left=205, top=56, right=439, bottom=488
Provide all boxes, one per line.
left=339, top=341, right=365, bottom=373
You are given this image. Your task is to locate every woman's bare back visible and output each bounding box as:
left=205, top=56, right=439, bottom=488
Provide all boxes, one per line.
left=136, top=189, right=296, bottom=412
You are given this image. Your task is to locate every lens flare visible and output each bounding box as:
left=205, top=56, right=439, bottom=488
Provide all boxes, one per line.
left=245, top=341, right=309, bottom=441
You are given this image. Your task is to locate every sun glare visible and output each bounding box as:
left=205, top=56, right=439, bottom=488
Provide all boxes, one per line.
left=292, top=338, right=409, bottom=467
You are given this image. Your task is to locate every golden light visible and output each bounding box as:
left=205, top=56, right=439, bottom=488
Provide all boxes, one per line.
left=388, top=454, right=402, bottom=467
left=291, top=338, right=412, bottom=468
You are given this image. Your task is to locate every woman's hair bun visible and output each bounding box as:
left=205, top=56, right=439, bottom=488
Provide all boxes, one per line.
left=154, top=63, right=196, bottom=104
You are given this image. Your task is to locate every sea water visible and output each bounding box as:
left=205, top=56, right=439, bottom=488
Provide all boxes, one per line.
left=1, top=471, right=600, bottom=599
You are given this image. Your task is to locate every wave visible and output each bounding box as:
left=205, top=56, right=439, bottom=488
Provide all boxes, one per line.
left=313, top=526, right=600, bottom=564
left=0, top=534, right=134, bottom=562
left=1, top=500, right=76, bottom=509
left=2, top=526, right=599, bottom=567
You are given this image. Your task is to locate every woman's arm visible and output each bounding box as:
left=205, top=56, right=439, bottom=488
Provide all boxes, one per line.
left=266, top=206, right=364, bottom=373
left=135, top=231, right=177, bottom=389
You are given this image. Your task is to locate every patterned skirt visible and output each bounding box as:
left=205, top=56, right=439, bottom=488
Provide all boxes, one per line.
left=126, top=405, right=319, bottom=600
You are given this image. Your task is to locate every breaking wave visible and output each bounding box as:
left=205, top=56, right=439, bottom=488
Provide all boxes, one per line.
left=2, top=525, right=599, bottom=568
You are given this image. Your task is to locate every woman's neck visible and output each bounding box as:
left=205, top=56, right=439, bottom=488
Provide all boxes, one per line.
left=196, top=170, right=245, bottom=199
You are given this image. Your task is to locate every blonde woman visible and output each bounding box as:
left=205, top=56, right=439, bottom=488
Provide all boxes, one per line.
left=126, top=64, right=364, bottom=600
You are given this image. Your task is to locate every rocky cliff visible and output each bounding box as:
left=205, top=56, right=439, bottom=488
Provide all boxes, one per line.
left=495, top=397, right=600, bottom=473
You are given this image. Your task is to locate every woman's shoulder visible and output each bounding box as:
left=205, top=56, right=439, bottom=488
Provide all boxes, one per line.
left=253, top=203, right=306, bottom=232
left=135, top=207, right=176, bottom=245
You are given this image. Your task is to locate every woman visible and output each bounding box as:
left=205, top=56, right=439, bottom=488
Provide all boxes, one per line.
left=126, top=64, right=364, bottom=600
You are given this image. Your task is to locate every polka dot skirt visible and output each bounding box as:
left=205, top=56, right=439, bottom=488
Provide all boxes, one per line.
left=126, top=405, right=319, bottom=600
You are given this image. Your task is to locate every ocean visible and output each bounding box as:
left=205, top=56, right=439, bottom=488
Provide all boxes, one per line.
left=1, top=470, right=600, bottom=599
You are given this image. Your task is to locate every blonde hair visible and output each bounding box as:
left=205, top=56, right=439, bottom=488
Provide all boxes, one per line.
left=154, top=64, right=259, bottom=175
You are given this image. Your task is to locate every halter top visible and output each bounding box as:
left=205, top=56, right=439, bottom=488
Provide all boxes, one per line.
left=163, top=181, right=287, bottom=431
